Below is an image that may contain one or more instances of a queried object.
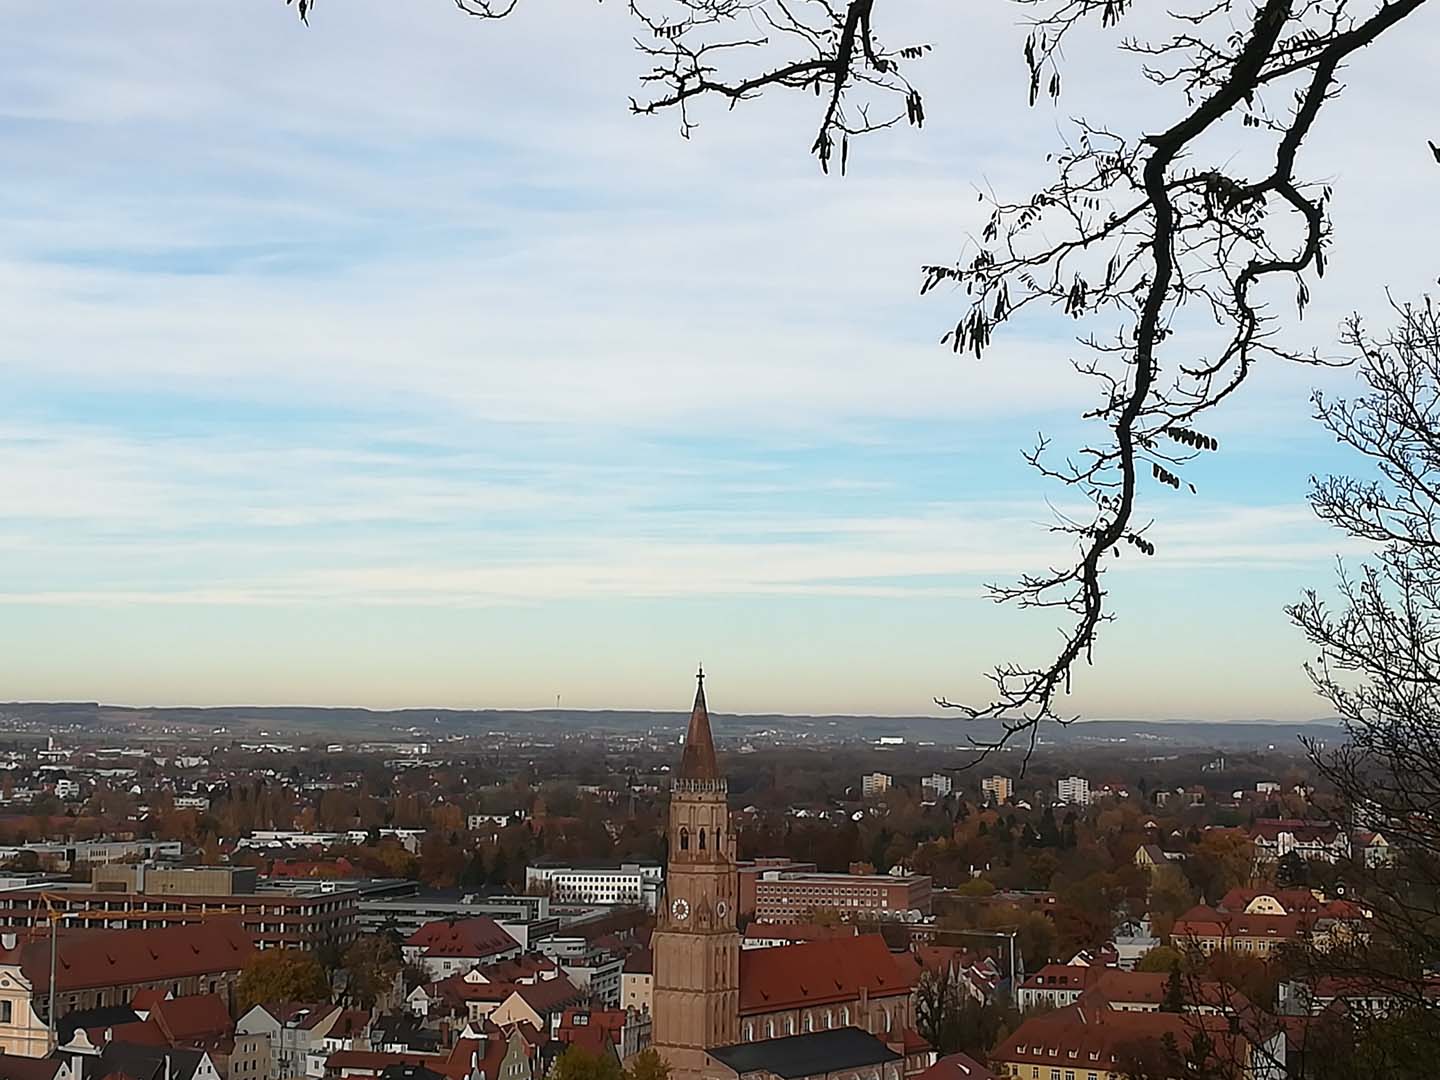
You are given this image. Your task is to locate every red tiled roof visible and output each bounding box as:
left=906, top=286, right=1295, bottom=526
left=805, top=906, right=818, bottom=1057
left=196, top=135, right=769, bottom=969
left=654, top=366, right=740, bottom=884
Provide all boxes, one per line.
left=325, top=1051, right=448, bottom=1076
left=738, top=934, right=915, bottom=1014
left=1019, top=964, right=1105, bottom=992
left=130, top=990, right=169, bottom=1012
left=742, top=924, right=858, bottom=945
left=405, top=918, right=518, bottom=960
left=11, top=921, right=253, bottom=993
left=1217, top=887, right=1325, bottom=914
left=1172, top=904, right=1312, bottom=942
left=152, top=994, right=233, bottom=1043
left=993, top=1005, right=1253, bottom=1071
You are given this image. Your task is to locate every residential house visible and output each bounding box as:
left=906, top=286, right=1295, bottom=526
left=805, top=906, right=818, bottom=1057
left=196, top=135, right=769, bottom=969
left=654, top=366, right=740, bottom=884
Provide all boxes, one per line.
left=403, top=920, right=522, bottom=981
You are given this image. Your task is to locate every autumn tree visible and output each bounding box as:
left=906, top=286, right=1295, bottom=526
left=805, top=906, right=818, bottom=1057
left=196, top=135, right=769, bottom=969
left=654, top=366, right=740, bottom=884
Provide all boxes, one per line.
left=339, top=934, right=404, bottom=1010
left=550, top=1046, right=622, bottom=1080
left=237, top=949, right=331, bottom=1012
left=623, top=1049, right=672, bottom=1080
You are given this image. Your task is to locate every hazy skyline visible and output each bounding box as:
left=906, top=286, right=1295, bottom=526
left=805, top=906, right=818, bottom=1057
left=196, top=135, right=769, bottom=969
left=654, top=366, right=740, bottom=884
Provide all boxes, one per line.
left=2, top=2, right=1437, bottom=718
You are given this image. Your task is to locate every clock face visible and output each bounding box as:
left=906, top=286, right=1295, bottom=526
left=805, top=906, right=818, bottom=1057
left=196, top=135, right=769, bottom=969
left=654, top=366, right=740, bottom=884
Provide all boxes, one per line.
left=715, top=900, right=728, bottom=919
left=671, top=898, right=690, bottom=921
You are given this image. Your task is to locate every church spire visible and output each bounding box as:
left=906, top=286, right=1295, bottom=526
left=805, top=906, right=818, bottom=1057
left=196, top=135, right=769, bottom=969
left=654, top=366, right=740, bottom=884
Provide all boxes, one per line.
left=679, top=665, right=720, bottom=781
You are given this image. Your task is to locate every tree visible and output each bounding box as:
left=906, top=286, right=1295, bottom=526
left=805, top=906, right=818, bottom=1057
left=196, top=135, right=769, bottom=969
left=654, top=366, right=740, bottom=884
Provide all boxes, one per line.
left=1287, top=299, right=1440, bottom=1071
left=1135, top=945, right=1189, bottom=974
left=288, top=0, right=1434, bottom=754
left=550, top=1046, right=622, bottom=1080
left=237, top=949, right=330, bottom=1012
left=623, top=1050, right=671, bottom=1080
left=339, top=934, right=403, bottom=1010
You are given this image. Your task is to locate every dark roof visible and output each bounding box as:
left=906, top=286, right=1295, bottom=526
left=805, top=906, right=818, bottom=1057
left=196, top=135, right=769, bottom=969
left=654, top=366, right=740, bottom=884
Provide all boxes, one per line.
left=58, top=1005, right=143, bottom=1045
left=679, top=669, right=719, bottom=781
left=377, top=1067, right=447, bottom=1080
left=710, top=1028, right=900, bottom=1079
left=96, top=1042, right=209, bottom=1080
left=913, top=1053, right=997, bottom=1080
left=0, top=1058, right=68, bottom=1080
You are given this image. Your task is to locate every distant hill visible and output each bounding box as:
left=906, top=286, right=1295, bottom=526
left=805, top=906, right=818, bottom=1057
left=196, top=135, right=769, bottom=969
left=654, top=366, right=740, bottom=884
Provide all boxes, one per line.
left=0, top=700, right=1339, bottom=749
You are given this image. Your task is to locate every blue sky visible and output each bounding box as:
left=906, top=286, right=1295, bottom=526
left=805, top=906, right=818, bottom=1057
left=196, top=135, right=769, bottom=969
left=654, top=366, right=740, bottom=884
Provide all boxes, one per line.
left=1, top=1, right=1437, bottom=718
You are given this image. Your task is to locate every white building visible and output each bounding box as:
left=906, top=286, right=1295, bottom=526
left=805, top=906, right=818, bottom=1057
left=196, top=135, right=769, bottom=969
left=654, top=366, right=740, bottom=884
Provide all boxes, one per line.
left=921, top=774, right=953, bottom=801
left=1057, top=776, right=1091, bottom=807
left=861, top=773, right=893, bottom=798
left=981, top=776, right=1013, bottom=805
left=54, top=779, right=81, bottom=800
left=524, top=859, right=664, bottom=911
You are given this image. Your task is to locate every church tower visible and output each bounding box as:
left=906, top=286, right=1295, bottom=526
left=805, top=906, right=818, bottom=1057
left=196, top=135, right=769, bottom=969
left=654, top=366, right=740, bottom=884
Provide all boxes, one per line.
left=651, top=668, right=740, bottom=1079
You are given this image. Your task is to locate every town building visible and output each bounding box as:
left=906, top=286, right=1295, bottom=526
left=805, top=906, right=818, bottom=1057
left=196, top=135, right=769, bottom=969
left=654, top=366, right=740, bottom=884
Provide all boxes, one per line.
left=1056, top=777, right=1090, bottom=807
left=649, top=672, right=930, bottom=1080
left=523, top=859, right=663, bottom=913
left=0, top=879, right=356, bottom=952
left=0, top=921, right=254, bottom=1057
left=1132, top=844, right=1184, bottom=876
left=736, top=860, right=817, bottom=921
left=920, top=775, right=952, bottom=802
left=992, top=1001, right=1284, bottom=1080
left=750, top=871, right=932, bottom=924
left=861, top=774, right=893, bottom=799
left=92, top=864, right=258, bottom=897
left=621, top=948, right=652, bottom=1014
left=1248, top=819, right=1350, bottom=864
left=979, top=777, right=1012, bottom=806
left=403, top=917, right=523, bottom=980
left=1171, top=888, right=1367, bottom=958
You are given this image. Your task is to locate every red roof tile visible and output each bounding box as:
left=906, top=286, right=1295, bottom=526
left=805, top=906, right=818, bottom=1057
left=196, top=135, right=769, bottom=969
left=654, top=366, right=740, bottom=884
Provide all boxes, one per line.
left=738, top=934, right=915, bottom=1014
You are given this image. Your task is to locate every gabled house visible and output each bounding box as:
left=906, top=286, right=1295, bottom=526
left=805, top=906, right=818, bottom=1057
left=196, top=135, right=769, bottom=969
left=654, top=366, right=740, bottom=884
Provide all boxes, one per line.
left=403, top=921, right=521, bottom=982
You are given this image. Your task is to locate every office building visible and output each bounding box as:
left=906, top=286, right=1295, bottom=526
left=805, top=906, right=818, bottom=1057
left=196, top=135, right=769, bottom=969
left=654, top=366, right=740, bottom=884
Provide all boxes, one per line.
left=751, top=870, right=932, bottom=924
left=524, top=859, right=664, bottom=912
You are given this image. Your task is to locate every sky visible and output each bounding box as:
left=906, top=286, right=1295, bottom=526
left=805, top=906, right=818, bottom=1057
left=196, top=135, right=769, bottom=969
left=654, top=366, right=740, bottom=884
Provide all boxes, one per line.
left=1, top=1, right=1437, bottom=719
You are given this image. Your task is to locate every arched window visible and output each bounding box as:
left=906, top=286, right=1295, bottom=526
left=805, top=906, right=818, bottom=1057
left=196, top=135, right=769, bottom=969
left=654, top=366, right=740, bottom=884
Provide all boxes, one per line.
left=744, top=1022, right=754, bottom=1042
left=826, top=1010, right=834, bottom=1029
left=766, top=1019, right=775, bottom=1039
left=785, top=1016, right=795, bottom=1035
left=840, top=1006, right=850, bottom=1026
left=803, top=1013, right=813, bottom=1033
left=699, top=829, right=706, bottom=850
left=679, top=828, right=689, bottom=851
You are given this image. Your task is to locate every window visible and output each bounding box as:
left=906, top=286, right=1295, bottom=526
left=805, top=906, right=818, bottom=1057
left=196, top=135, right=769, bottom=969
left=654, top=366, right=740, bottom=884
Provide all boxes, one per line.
left=680, top=829, right=689, bottom=851
left=1, top=1000, right=15, bottom=1024
left=699, top=830, right=706, bottom=850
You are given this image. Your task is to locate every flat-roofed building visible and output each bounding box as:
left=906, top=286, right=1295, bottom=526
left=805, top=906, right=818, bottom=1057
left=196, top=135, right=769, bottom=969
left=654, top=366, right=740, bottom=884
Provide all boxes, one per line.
left=0, top=881, right=355, bottom=952
left=751, top=871, right=932, bottom=924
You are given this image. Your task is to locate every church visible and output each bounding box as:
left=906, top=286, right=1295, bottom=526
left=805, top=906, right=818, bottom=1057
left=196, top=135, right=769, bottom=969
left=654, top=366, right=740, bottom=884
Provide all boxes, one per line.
left=651, top=672, right=932, bottom=1080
